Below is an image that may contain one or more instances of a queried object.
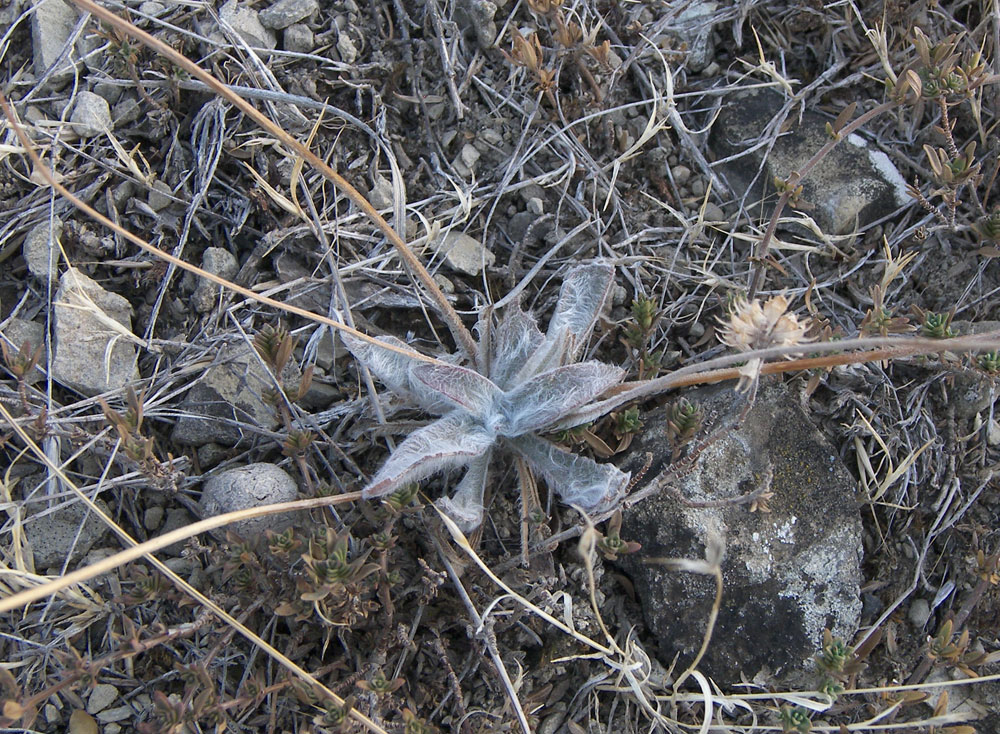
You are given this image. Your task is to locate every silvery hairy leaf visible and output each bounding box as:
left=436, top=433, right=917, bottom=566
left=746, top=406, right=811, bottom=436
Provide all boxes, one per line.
left=340, top=332, right=451, bottom=414
left=348, top=261, right=628, bottom=529
left=489, top=307, right=544, bottom=389
left=411, top=363, right=501, bottom=422
left=363, top=412, right=495, bottom=498
left=435, top=450, right=492, bottom=532
left=501, top=361, right=625, bottom=436
left=507, top=433, right=630, bottom=512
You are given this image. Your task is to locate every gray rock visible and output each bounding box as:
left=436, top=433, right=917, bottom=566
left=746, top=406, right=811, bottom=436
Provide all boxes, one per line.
left=459, top=143, right=481, bottom=170
left=147, top=180, right=174, bottom=211
left=456, top=0, right=497, bottom=48
left=52, top=268, right=138, bottom=396
left=219, top=0, right=276, bottom=49
left=170, top=344, right=299, bottom=446
left=616, top=380, right=863, bottom=686
left=432, top=231, right=495, bottom=276
left=138, top=1, right=166, bottom=16
left=86, top=684, right=119, bottom=715
left=31, top=0, right=80, bottom=87
left=283, top=23, right=314, bottom=53
left=70, top=91, right=112, bottom=137
left=368, top=174, right=394, bottom=210
left=92, top=81, right=123, bottom=105
left=671, top=164, right=692, bottom=185
left=710, top=89, right=908, bottom=236
left=96, top=705, right=134, bottom=724
left=192, top=247, right=239, bottom=313
left=336, top=33, right=358, bottom=64
left=26, top=499, right=109, bottom=570
left=23, top=217, right=62, bottom=280
left=160, top=507, right=196, bottom=555
left=0, top=0, right=22, bottom=28
left=0, top=318, right=45, bottom=385
left=908, top=597, right=931, bottom=629
left=670, top=1, right=719, bottom=72
left=950, top=320, right=999, bottom=419
left=143, top=505, right=164, bottom=531
left=260, top=0, right=318, bottom=29
left=199, top=463, right=302, bottom=539
left=702, top=202, right=726, bottom=223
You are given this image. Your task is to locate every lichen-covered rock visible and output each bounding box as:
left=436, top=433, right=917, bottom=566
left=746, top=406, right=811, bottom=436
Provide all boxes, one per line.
left=199, top=463, right=301, bottom=539
left=710, top=88, right=908, bottom=236
left=616, top=379, right=863, bottom=685
left=25, top=499, right=110, bottom=570
left=170, top=344, right=300, bottom=446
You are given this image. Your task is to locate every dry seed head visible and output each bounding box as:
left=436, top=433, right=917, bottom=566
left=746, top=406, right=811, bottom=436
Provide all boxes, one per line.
left=718, top=294, right=812, bottom=353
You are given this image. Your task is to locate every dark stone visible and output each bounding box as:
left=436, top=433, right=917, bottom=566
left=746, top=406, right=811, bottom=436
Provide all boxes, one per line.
left=709, top=88, right=908, bottom=235
left=615, top=379, right=863, bottom=685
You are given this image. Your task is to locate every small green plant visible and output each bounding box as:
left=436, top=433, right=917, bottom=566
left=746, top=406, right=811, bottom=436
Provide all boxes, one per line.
left=778, top=704, right=811, bottom=733
left=975, top=350, right=1000, bottom=374
left=622, top=295, right=665, bottom=378
left=666, top=397, right=703, bottom=460
left=910, top=306, right=956, bottom=339
left=594, top=510, right=641, bottom=561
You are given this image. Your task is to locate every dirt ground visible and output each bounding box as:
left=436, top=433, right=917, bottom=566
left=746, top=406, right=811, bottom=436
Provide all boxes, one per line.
left=2, top=0, right=1000, bottom=732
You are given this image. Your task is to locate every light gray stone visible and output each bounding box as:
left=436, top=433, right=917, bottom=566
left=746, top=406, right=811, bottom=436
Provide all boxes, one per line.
left=219, top=0, right=276, bottom=49
left=260, top=0, right=318, bottom=29
left=86, top=684, right=119, bottom=715
left=460, top=143, right=481, bottom=170
left=26, top=499, right=109, bottom=570
left=192, top=247, right=239, bottom=313
left=70, top=91, right=112, bottom=137
left=672, top=1, right=719, bottom=72
left=456, top=0, right=497, bottom=48
left=671, top=164, right=692, bottom=185
left=147, top=180, right=174, bottom=211
left=432, top=231, right=495, bottom=276
left=0, top=318, right=45, bottom=385
left=283, top=23, right=314, bottom=53
left=96, top=705, right=133, bottom=724
left=138, top=1, right=166, bottom=16
left=0, top=0, right=22, bottom=28
left=908, top=597, right=931, bottom=628
left=617, top=380, right=863, bottom=686
left=23, top=218, right=61, bottom=280
left=170, top=344, right=300, bottom=446
left=199, top=463, right=302, bottom=539
left=336, top=33, right=357, bottom=64
left=710, top=88, right=908, bottom=236
left=51, top=268, right=138, bottom=396
left=31, top=0, right=80, bottom=87
left=369, top=174, right=394, bottom=210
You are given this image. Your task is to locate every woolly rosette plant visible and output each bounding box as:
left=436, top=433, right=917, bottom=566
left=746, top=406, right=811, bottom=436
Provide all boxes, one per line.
left=342, top=263, right=631, bottom=531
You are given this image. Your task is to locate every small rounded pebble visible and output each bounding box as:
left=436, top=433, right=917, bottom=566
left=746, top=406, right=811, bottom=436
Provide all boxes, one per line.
left=908, top=597, right=931, bottom=628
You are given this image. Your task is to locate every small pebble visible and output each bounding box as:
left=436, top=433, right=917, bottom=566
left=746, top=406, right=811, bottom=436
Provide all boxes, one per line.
left=283, top=23, right=314, bottom=53
left=147, top=180, right=173, bottom=211
left=143, top=506, right=164, bottom=531
left=671, top=164, right=692, bottom=185
left=526, top=197, right=544, bottom=215
left=86, top=683, right=119, bottom=715
left=702, top=202, right=726, bottom=222
left=460, top=143, right=481, bottom=169
left=908, top=597, right=931, bottom=628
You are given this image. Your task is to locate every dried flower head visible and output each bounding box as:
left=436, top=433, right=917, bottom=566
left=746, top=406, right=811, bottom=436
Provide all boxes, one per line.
left=718, top=294, right=812, bottom=353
